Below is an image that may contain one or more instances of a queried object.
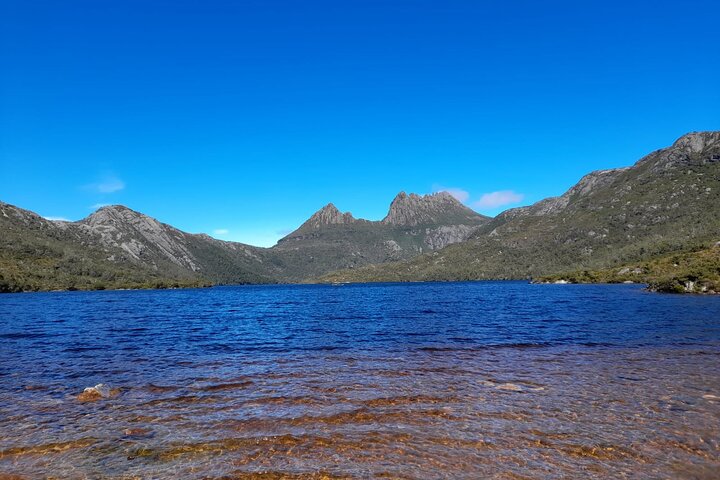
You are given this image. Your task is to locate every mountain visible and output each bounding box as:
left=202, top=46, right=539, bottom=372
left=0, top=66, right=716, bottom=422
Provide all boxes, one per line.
left=77, top=205, right=281, bottom=284
left=0, top=202, right=202, bottom=292
left=4, top=131, right=718, bottom=292
left=268, top=191, right=490, bottom=280
left=319, top=132, right=720, bottom=283
left=0, top=202, right=279, bottom=292
left=0, top=191, right=489, bottom=291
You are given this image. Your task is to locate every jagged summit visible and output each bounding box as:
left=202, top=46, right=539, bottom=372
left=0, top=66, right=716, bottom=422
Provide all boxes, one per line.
left=274, top=191, right=490, bottom=268
left=298, top=203, right=357, bottom=230
left=382, top=191, right=486, bottom=226
left=291, top=191, right=488, bottom=232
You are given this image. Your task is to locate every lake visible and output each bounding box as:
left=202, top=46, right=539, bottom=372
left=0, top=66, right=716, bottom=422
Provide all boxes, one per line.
left=1, top=281, right=719, bottom=479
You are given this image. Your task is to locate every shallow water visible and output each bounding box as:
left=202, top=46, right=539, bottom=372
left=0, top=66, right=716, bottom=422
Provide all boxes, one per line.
left=1, top=282, right=719, bottom=479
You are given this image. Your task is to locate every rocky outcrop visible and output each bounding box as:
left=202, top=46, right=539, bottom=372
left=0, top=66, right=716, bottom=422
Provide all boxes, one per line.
left=635, top=131, right=720, bottom=174
left=0, top=202, right=58, bottom=232
left=671, top=131, right=720, bottom=154
left=423, top=224, right=481, bottom=250
left=77, top=383, right=118, bottom=402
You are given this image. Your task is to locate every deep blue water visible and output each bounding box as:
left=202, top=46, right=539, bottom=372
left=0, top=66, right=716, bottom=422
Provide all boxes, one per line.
left=1, top=282, right=719, bottom=359
left=1, top=282, right=720, bottom=479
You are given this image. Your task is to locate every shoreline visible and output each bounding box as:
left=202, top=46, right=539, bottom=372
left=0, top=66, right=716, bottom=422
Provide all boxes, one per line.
left=3, top=277, right=718, bottom=295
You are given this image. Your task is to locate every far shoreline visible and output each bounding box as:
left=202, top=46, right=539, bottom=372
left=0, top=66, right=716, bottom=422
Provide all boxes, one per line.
left=3, top=278, right=717, bottom=296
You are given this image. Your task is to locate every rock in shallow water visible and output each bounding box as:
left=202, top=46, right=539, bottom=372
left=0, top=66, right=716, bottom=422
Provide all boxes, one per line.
left=496, top=383, right=524, bottom=392
left=77, top=383, right=116, bottom=402
left=122, top=427, right=153, bottom=438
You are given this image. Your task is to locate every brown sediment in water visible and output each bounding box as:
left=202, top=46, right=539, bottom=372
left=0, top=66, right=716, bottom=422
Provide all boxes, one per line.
left=0, top=438, right=97, bottom=458
left=199, top=380, right=254, bottom=392
left=146, top=384, right=181, bottom=394
left=215, top=471, right=351, bottom=479
left=2, top=348, right=720, bottom=478
left=362, top=394, right=455, bottom=407
left=220, top=407, right=456, bottom=433
left=141, top=394, right=227, bottom=407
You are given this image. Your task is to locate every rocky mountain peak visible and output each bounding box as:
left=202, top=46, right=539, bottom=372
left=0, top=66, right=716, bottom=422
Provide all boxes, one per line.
left=633, top=130, right=720, bottom=174
left=382, top=191, right=484, bottom=226
left=671, top=131, right=720, bottom=153
left=300, top=203, right=357, bottom=229
left=82, top=205, right=151, bottom=229
left=78, top=205, right=203, bottom=271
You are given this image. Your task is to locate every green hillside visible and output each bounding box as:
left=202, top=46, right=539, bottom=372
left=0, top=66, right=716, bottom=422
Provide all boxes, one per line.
left=317, top=132, right=720, bottom=286
left=536, top=243, right=720, bottom=293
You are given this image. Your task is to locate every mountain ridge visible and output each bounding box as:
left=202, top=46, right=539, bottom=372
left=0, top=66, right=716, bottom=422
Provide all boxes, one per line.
left=270, top=191, right=490, bottom=280
left=319, top=131, right=720, bottom=283
left=2, top=131, right=718, bottom=292
left=1, top=190, right=490, bottom=291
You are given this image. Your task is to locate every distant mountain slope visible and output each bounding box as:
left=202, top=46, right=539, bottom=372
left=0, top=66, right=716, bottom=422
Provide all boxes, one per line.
left=0, top=203, right=205, bottom=292
left=74, top=205, right=276, bottom=284
left=319, top=132, right=720, bottom=283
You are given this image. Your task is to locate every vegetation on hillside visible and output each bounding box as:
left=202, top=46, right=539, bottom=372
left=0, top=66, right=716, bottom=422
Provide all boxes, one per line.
left=316, top=133, right=720, bottom=287
left=0, top=230, right=211, bottom=293
left=535, top=243, right=720, bottom=294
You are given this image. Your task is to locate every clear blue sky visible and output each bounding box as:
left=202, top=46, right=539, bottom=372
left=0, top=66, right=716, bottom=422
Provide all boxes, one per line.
left=1, top=0, right=718, bottom=247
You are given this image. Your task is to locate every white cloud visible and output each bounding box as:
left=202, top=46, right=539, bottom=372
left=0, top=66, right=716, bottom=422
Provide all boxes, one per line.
left=43, top=216, right=70, bottom=222
left=432, top=185, right=470, bottom=203
left=85, top=175, right=125, bottom=193
left=473, top=190, right=524, bottom=209
left=213, top=229, right=229, bottom=235
left=91, top=203, right=110, bottom=210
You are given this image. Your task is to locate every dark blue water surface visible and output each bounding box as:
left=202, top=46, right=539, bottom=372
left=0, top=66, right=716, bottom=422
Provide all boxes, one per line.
left=1, top=282, right=719, bottom=479
left=2, top=282, right=719, bottom=358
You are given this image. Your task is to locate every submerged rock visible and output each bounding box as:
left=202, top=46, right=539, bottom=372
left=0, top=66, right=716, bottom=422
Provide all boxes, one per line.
left=123, top=427, right=154, bottom=438
left=496, top=383, right=523, bottom=392
left=77, top=383, right=116, bottom=402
